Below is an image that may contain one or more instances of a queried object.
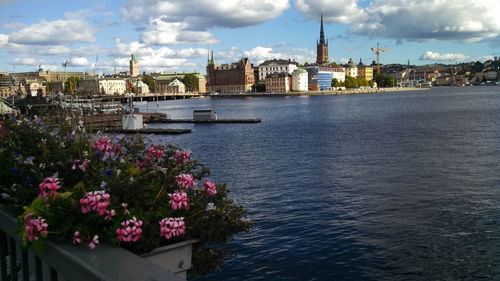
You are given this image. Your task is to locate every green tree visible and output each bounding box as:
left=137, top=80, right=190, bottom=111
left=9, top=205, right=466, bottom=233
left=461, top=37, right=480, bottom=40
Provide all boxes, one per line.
left=182, top=73, right=199, bottom=92
left=64, top=76, right=80, bottom=95
left=332, top=78, right=344, bottom=87
left=356, top=77, right=369, bottom=87
left=344, top=76, right=358, bottom=88
left=142, top=75, right=155, bottom=92
left=374, top=74, right=396, bottom=87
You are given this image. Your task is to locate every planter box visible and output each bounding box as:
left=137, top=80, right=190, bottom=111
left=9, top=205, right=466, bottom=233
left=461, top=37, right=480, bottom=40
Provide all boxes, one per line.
left=142, top=239, right=197, bottom=279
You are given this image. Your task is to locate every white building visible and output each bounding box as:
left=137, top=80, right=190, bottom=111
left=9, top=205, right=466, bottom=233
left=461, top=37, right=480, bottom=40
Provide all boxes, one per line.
left=258, top=59, right=297, bottom=83
left=346, top=58, right=358, bottom=78
left=167, top=79, right=186, bottom=94
left=332, top=67, right=346, bottom=82
left=80, top=78, right=127, bottom=96
left=291, top=68, right=308, bottom=92
left=135, top=80, right=150, bottom=95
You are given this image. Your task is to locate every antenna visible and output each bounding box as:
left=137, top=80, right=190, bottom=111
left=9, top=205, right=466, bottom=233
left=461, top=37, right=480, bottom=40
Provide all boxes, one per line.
left=94, top=55, right=98, bottom=75
left=371, top=43, right=390, bottom=75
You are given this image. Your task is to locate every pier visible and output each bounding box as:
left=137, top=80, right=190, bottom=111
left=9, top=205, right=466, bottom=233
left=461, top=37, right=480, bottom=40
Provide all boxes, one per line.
left=148, top=118, right=261, bottom=124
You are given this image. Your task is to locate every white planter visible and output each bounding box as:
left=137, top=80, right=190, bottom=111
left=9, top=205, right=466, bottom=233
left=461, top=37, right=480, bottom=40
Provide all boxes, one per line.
left=142, top=239, right=197, bottom=280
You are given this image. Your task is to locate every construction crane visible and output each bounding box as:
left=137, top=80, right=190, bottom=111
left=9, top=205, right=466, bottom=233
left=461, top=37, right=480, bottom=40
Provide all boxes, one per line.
left=371, top=42, right=389, bottom=75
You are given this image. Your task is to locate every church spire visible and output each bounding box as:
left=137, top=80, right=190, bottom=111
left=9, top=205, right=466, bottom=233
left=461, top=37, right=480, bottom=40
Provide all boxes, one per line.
left=319, top=13, right=325, bottom=45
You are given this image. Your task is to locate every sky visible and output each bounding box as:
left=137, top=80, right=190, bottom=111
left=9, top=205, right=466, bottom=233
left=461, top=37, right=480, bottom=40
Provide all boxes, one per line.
left=1, top=0, right=499, bottom=74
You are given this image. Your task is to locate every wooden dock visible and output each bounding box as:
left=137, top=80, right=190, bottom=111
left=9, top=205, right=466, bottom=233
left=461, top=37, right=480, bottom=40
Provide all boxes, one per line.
left=147, top=118, right=262, bottom=124
left=103, top=128, right=191, bottom=135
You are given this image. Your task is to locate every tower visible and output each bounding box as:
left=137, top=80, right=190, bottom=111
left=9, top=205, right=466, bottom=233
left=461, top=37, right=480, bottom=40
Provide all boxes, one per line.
left=129, top=54, right=139, bottom=77
left=206, top=50, right=217, bottom=92
left=316, top=14, right=329, bottom=65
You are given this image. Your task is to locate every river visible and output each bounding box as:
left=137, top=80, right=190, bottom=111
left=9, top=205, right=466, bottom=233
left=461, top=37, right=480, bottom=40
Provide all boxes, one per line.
left=137, top=86, right=500, bottom=280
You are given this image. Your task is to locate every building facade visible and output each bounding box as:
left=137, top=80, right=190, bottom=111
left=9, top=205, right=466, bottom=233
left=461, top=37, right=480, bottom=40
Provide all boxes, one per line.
left=305, top=66, right=346, bottom=91
left=346, top=58, right=358, bottom=78
left=316, top=14, right=329, bottom=65
left=206, top=52, right=255, bottom=93
left=258, top=59, right=297, bottom=83
left=357, top=60, right=373, bottom=81
left=154, top=73, right=206, bottom=94
left=167, top=79, right=186, bottom=94
left=80, top=78, right=127, bottom=96
left=265, top=73, right=292, bottom=93
left=130, top=54, right=139, bottom=77
left=291, top=68, right=308, bottom=92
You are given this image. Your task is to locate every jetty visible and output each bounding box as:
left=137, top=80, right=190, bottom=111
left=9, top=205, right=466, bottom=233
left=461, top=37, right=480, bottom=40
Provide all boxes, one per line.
left=103, top=128, right=191, bottom=135
left=148, top=118, right=261, bottom=124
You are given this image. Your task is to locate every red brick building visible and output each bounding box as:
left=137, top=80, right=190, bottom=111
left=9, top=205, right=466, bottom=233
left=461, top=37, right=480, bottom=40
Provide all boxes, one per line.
left=206, top=52, right=255, bottom=93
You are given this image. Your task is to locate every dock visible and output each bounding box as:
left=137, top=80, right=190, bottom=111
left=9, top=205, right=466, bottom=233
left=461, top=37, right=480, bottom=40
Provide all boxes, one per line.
left=103, top=128, right=191, bottom=135
left=148, top=118, right=261, bottom=124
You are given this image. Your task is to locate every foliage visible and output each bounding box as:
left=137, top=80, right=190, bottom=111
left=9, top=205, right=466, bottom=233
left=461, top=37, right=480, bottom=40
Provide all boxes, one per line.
left=374, top=74, right=396, bottom=87
left=332, top=77, right=371, bottom=89
left=0, top=116, right=251, bottom=274
left=64, top=77, right=80, bottom=95
left=142, top=75, right=155, bottom=92
left=181, top=74, right=199, bottom=92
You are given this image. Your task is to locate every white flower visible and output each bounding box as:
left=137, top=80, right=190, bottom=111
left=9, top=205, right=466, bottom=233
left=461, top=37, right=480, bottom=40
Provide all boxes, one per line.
left=206, top=203, right=216, bottom=211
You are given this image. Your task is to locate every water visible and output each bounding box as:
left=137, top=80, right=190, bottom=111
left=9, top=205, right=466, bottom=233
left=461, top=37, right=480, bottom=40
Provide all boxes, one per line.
left=138, top=87, right=500, bottom=280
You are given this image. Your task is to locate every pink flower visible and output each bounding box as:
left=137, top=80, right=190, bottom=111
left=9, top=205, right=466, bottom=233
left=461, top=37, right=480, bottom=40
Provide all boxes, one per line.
left=24, top=213, right=48, bottom=242
left=80, top=191, right=111, bottom=216
left=116, top=217, right=143, bottom=242
left=121, top=203, right=130, bottom=215
left=175, top=174, right=195, bottom=189
left=92, top=136, right=121, bottom=160
left=105, top=209, right=116, bottom=221
left=168, top=192, right=189, bottom=210
left=88, top=235, right=99, bottom=250
left=174, top=150, right=191, bottom=164
left=38, top=177, right=61, bottom=199
left=71, top=159, right=90, bottom=172
left=73, top=231, right=81, bottom=244
left=146, top=145, right=165, bottom=161
left=204, top=180, right=217, bottom=196
left=159, top=217, right=185, bottom=240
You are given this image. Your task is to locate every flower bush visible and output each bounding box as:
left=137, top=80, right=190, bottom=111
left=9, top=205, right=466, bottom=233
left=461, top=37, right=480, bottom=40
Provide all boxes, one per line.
left=0, top=116, right=251, bottom=275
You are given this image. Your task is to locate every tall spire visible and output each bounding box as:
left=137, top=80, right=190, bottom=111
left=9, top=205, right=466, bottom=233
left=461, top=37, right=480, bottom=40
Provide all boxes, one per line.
left=319, top=13, right=325, bottom=45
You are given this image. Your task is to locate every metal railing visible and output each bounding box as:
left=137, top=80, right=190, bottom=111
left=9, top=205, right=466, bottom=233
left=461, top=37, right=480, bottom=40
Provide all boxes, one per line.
left=0, top=209, right=183, bottom=281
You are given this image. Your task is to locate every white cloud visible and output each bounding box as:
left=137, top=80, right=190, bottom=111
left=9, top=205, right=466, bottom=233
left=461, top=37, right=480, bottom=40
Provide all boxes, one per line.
left=296, top=0, right=367, bottom=24
left=297, top=0, right=500, bottom=42
left=124, top=0, right=289, bottom=45
left=123, top=0, right=289, bottom=27
left=70, top=57, right=90, bottom=66
left=419, top=51, right=469, bottom=62
left=8, top=19, right=94, bottom=45
left=142, top=17, right=218, bottom=45
left=0, top=34, right=8, bottom=47
left=11, top=57, right=41, bottom=66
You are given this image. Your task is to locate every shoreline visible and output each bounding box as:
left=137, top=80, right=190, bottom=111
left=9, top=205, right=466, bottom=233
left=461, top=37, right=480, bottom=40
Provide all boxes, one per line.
left=209, top=87, right=430, bottom=98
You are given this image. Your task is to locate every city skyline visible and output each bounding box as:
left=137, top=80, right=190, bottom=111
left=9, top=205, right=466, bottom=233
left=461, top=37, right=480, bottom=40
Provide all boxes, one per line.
left=0, top=0, right=499, bottom=74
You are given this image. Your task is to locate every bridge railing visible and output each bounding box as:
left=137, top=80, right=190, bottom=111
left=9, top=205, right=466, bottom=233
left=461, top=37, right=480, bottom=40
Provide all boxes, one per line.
left=0, top=208, right=182, bottom=281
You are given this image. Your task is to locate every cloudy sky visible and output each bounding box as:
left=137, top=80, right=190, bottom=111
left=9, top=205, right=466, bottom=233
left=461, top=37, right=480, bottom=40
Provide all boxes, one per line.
left=1, top=0, right=499, bottom=74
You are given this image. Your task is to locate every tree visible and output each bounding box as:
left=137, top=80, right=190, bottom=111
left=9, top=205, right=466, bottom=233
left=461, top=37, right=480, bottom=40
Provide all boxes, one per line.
left=142, top=75, right=155, bottom=92
left=374, top=74, right=396, bottom=88
left=64, top=77, right=80, bottom=95
left=332, top=78, right=344, bottom=87
left=344, top=76, right=358, bottom=88
left=182, top=74, right=199, bottom=92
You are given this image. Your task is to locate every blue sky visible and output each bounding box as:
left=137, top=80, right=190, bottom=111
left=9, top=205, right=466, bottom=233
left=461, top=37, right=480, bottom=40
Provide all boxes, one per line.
left=1, top=0, right=499, bottom=74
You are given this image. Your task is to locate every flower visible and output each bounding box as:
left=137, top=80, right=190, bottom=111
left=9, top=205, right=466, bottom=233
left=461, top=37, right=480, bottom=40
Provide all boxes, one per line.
left=72, top=159, right=89, bottom=172
left=88, top=235, right=99, bottom=250
left=174, top=150, right=191, bottom=164
left=92, top=136, right=121, bottom=161
left=38, top=177, right=61, bottom=199
left=146, top=145, right=165, bottom=161
left=116, top=217, right=143, bottom=242
left=159, top=217, right=185, bottom=240
left=73, top=231, right=81, bottom=244
left=80, top=191, right=111, bottom=216
left=168, top=192, right=189, bottom=210
left=24, top=213, right=48, bottom=241
left=175, top=174, right=195, bottom=189
left=105, top=209, right=116, bottom=221
left=121, top=203, right=130, bottom=215
left=204, top=180, right=217, bottom=196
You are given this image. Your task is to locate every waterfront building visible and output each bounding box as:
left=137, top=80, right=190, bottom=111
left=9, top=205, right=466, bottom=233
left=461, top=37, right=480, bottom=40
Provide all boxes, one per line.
left=130, top=54, right=139, bottom=77
left=80, top=78, right=127, bottom=96
left=154, top=73, right=206, bottom=94
left=346, top=58, right=358, bottom=78
left=291, top=68, right=308, bottom=92
left=206, top=52, right=255, bottom=93
left=166, top=79, right=186, bottom=94
left=357, top=59, right=374, bottom=81
left=304, top=66, right=345, bottom=91
left=0, top=74, right=19, bottom=97
left=258, top=59, right=297, bottom=84
left=11, top=67, right=90, bottom=94
left=316, top=14, right=329, bottom=65
left=23, top=79, right=46, bottom=96
left=265, top=73, right=292, bottom=93
left=134, top=80, right=150, bottom=95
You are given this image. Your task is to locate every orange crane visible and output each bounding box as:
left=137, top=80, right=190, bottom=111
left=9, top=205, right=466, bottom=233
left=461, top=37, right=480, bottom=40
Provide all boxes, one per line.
left=371, top=43, right=389, bottom=75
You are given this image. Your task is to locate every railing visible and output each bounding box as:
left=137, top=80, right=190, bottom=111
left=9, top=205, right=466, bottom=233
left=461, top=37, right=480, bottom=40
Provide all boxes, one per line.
left=0, top=209, right=183, bottom=281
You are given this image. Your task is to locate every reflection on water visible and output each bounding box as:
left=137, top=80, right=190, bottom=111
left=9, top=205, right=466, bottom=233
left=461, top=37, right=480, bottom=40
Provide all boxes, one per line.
left=137, top=87, right=500, bottom=280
